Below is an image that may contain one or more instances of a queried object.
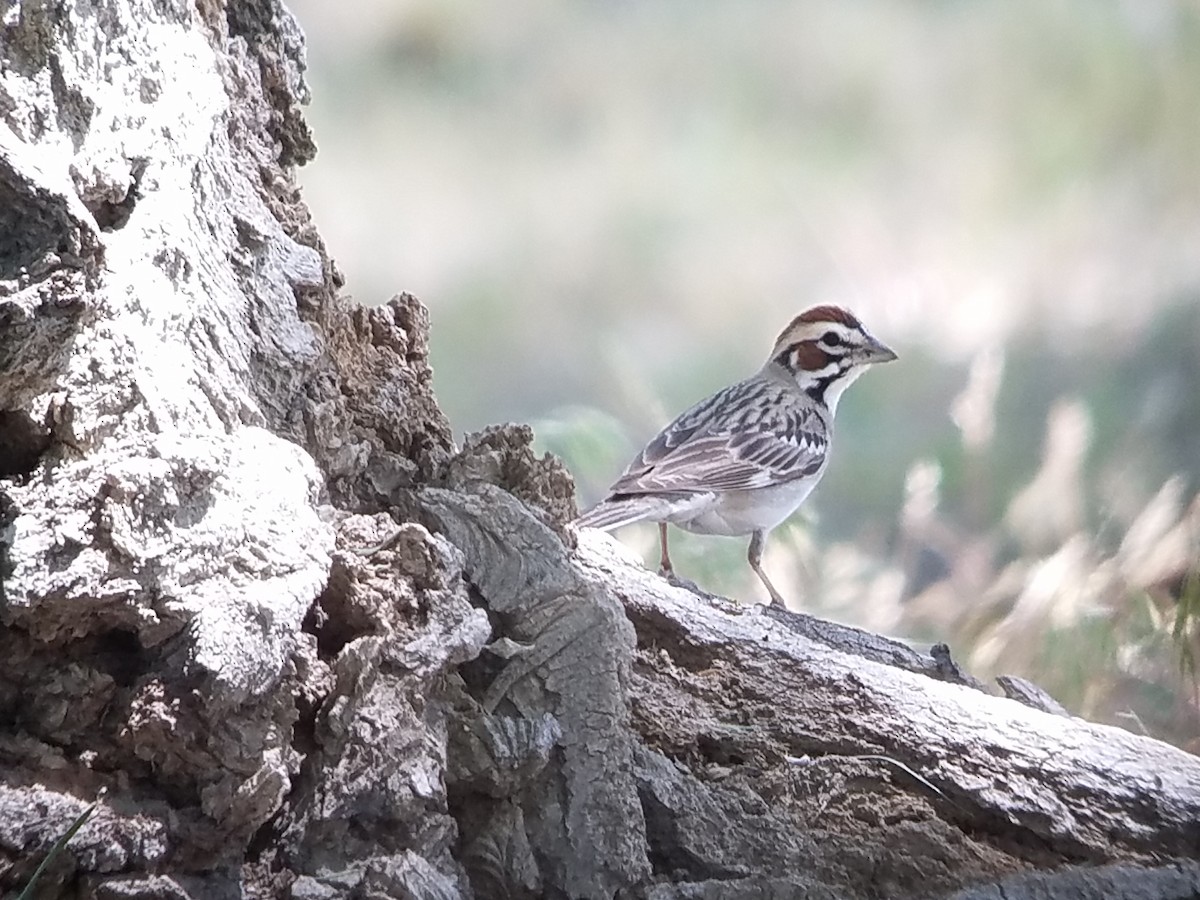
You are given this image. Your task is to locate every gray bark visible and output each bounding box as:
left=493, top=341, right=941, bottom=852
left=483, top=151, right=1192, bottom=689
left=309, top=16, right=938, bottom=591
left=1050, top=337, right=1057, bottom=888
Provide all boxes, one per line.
left=2, top=2, right=1199, bottom=899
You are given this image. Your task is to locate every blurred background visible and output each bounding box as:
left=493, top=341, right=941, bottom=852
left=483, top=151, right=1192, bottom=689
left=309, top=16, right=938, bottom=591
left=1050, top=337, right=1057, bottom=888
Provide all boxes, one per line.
left=288, top=0, right=1200, bottom=748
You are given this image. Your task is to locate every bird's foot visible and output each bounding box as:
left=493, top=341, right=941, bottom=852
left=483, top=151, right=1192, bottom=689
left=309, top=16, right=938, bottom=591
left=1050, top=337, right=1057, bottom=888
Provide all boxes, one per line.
left=750, top=596, right=799, bottom=623
left=658, top=567, right=708, bottom=598
left=749, top=595, right=792, bottom=617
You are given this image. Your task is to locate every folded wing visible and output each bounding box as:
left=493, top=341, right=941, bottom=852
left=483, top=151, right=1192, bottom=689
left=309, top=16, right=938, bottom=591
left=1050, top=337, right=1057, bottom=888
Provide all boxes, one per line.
left=608, top=381, right=828, bottom=496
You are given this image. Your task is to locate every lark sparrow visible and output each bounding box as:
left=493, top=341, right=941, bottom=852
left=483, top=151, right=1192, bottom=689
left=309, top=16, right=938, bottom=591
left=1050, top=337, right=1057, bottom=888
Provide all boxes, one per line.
left=575, top=306, right=897, bottom=608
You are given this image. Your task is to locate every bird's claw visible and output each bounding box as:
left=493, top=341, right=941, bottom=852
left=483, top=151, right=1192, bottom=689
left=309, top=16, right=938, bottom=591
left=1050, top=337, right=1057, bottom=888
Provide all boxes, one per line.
left=659, top=568, right=706, bottom=596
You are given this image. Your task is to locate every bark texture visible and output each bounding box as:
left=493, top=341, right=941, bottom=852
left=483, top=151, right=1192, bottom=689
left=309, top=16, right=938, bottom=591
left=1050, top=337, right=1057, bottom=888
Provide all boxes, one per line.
left=1, top=2, right=1199, bottom=899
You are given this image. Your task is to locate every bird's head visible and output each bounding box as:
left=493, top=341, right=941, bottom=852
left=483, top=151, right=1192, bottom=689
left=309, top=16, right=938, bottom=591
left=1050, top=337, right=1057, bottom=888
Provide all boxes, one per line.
left=768, top=305, right=897, bottom=411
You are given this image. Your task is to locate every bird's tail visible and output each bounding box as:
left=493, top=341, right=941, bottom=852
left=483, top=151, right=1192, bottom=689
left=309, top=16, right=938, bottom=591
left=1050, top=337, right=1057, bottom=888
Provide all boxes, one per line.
left=574, top=496, right=658, bottom=531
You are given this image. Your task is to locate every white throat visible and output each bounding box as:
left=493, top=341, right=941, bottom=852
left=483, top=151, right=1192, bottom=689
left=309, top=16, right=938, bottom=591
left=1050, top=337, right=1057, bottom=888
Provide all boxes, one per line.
left=821, top=365, right=867, bottom=415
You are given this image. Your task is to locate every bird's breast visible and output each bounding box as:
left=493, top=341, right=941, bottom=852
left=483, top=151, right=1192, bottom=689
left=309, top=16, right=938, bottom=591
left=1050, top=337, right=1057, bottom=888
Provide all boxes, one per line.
left=671, top=476, right=821, bottom=536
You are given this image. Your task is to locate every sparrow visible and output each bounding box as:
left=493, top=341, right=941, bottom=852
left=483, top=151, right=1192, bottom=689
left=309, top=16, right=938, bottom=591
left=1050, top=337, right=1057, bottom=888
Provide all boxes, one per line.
left=575, top=305, right=897, bottom=607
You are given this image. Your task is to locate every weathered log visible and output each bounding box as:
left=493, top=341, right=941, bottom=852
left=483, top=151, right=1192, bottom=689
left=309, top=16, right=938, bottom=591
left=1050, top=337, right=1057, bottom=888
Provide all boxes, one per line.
left=420, top=462, right=1200, bottom=899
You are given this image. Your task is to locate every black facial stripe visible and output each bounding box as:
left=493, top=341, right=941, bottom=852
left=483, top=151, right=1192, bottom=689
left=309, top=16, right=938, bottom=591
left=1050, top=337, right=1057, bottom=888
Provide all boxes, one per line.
left=805, top=373, right=840, bottom=403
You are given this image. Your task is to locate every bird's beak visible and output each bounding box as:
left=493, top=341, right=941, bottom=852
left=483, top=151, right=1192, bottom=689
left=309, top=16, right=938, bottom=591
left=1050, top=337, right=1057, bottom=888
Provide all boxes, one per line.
left=861, top=334, right=898, bottom=365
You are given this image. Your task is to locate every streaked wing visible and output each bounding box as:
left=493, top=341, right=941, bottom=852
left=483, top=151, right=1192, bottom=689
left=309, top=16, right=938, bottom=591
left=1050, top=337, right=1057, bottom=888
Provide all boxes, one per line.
left=609, top=379, right=827, bottom=495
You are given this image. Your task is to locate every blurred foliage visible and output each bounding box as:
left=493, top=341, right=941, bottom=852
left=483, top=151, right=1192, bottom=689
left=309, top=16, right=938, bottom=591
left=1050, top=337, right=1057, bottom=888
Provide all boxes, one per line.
left=291, top=0, right=1200, bottom=749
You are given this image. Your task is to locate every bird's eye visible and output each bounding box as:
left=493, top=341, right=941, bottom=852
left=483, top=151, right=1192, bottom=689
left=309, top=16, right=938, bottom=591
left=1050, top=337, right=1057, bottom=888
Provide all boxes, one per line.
left=821, top=331, right=843, bottom=347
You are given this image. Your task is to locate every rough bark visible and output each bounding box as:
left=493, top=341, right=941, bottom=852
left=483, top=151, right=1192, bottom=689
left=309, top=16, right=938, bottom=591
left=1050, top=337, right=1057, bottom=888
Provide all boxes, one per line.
left=2, top=2, right=1198, bottom=900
